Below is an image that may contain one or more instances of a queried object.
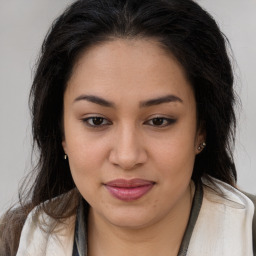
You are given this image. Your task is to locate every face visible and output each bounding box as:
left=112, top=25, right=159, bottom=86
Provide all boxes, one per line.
left=62, top=39, right=204, bottom=229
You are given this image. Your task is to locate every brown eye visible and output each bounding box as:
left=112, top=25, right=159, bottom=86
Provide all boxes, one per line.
left=152, top=118, right=164, bottom=126
left=144, top=117, right=177, bottom=127
left=92, top=117, right=104, bottom=125
left=82, top=116, right=111, bottom=128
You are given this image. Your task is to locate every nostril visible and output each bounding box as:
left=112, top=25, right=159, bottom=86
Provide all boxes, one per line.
left=109, top=146, right=147, bottom=170
left=108, top=128, right=148, bottom=169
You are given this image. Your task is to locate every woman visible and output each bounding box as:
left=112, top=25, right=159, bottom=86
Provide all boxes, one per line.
left=0, top=0, right=255, bottom=255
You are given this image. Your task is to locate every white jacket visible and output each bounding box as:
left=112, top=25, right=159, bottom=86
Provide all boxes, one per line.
left=16, top=179, right=255, bottom=256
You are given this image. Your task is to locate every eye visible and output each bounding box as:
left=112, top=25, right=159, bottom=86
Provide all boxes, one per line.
left=82, top=116, right=111, bottom=128
left=145, top=117, right=176, bottom=127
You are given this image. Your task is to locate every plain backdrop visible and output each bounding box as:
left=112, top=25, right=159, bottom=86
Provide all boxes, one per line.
left=0, top=0, right=255, bottom=214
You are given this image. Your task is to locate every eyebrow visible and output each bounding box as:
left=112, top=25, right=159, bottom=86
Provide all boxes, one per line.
left=73, top=95, right=115, bottom=107
left=139, top=94, right=183, bottom=107
left=73, top=94, right=183, bottom=108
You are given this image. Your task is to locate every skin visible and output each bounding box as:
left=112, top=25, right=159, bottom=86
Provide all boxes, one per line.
left=62, top=39, right=205, bottom=256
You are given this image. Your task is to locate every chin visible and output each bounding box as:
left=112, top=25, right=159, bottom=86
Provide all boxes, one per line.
left=102, top=208, right=159, bottom=230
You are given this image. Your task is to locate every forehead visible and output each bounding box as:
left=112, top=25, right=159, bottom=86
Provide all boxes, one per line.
left=66, top=38, right=194, bottom=105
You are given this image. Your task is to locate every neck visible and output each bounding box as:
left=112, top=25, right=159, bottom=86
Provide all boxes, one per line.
left=88, top=182, right=194, bottom=256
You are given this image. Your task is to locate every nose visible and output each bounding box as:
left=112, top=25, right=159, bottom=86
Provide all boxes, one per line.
left=109, top=124, right=147, bottom=170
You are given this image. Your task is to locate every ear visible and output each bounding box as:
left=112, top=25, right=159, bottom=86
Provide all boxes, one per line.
left=62, top=139, right=67, bottom=155
left=60, top=118, right=67, bottom=154
left=195, top=123, right=206, bottom=154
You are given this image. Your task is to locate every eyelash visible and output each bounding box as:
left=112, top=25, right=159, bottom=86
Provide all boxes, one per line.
left=144, top=117, right=177, bottom=127
left=82, top=116, right=176, bottom=128
left=82, top=116, right=112, bottom=128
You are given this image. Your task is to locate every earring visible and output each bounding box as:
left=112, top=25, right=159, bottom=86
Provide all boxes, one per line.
left=64, top=154, right=67, bottom=160
left=197, top=142, right=206, bottom=151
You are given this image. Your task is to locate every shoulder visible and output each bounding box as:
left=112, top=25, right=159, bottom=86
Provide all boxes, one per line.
left=240, top=190, right=256, bottom=254
left=202, top=177, right=255, bottom=213
left=0, top=205, right=29, bottom=256
left=188, top=178, right=255, bottom=255
left=16, top=202, right=76, bottom=256
left=201, top=177, right=255, bottom=254
left=243, top=191, right=256, bottom=207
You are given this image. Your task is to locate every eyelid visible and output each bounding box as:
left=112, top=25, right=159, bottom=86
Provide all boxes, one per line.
left=143, top=116, right=177, bottom=127
left=81, top=115, right=176, bottom=128
left=81, top=116, right=112, bottom=128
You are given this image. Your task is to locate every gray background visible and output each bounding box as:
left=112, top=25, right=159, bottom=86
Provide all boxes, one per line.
left=0, top=0, right=255, bottom=214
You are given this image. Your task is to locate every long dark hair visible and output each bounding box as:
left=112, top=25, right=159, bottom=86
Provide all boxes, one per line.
left=0, top=0, right=236, bottom=254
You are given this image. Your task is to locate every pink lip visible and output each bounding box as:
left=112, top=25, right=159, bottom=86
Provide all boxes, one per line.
left=104, top=179, right=155, bottom=201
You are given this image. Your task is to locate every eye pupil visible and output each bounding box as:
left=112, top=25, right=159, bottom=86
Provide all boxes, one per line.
left=93, top=117, right=103, bottom=125
left=153, top=118, right=164, bottom=125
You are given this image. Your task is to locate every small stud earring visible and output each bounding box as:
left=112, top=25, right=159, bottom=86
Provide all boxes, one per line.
left=198, top=142, right=206, bottom=151
left=64, top=154, right=67, bottom=160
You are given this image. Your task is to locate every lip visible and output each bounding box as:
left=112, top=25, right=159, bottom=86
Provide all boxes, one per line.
left=104, top=179, right=155, bottom=201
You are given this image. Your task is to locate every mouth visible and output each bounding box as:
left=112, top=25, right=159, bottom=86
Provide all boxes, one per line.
left=104, top=179, right=155, bottom=201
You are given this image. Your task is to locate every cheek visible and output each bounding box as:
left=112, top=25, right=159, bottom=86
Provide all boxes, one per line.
left=64, top=129, right=106, bottom=189
left=154, top=143, right=195, bottom=177
left=150, top=122, right=197, bottom=182
left=151, top=141, right=195, bottom=204
left=64, top=118, right=108, bottom=165
left=67, top=145, right=102, bottom=203
left=67, top=140, right=105, bottom=179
